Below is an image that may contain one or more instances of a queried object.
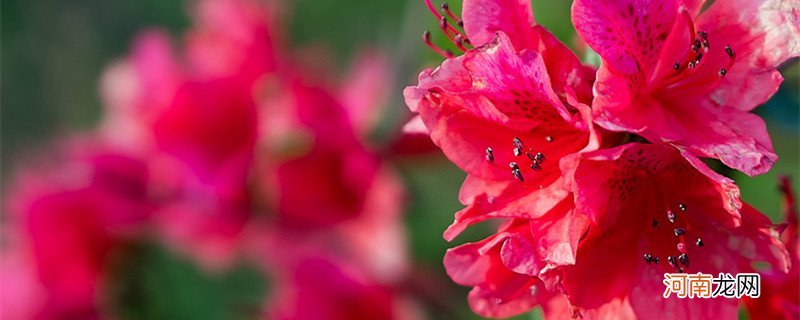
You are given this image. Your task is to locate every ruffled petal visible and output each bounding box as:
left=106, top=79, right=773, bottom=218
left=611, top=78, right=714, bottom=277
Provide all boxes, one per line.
left=572, top=0, right=679, bottom=75
left=697, top=0, right=800, bottom=112
left=562, top=143, right=789, bottom=317
left=462, top=0, right=537, bottom=49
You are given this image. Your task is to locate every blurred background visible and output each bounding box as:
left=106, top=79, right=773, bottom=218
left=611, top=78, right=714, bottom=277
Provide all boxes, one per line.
left=1, top=0, right=797, bottom=319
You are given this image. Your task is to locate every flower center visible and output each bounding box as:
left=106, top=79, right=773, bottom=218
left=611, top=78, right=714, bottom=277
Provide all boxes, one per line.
left=642, top=201, right=704, bottom=273
left=484, top=136, right=553, bottom=183
left=649, top=8, right=736, bottom=97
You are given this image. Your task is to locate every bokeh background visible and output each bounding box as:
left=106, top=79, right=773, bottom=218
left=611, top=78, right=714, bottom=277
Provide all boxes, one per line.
left=1, top=0, right=797, bottom=319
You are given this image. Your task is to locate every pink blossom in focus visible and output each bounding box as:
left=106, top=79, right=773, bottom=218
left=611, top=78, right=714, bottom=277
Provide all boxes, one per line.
left=571, top=0, right=800, bottom=176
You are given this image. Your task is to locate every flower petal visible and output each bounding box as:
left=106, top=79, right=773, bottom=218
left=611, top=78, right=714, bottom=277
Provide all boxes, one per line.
left=572, top=0, right=679, bottom=75
left=462, top=0, right=537, bottom=49
left=697, top=0, right=800, bottom=112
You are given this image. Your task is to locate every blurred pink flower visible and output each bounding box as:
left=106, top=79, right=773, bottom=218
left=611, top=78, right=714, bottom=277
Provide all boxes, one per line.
left=256, top=64, right=409, bottom=282
left=744, top=176, right=800, bottom=319
left=247, top=236, right=419, bottom=320
left=98, top=0, right=279, bottom=268
left=2, top=141, right=151, bottom=319
left=571, top=0, right=800, bottom=176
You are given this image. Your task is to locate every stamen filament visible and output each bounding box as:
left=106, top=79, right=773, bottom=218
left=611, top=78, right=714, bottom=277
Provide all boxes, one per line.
left=422, top=31, right=454, bottom=58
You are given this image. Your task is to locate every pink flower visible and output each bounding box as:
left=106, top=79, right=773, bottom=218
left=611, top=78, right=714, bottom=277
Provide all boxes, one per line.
left=259, top=251, right=418, bottom=320
left=744, top=176, right=800, bottom=319
left=405, top=33, right=597, bottom=241
left=2, top=142, right=151, bottom=318
left=561, top=143, right=789, bottom=318
left=184, top=0, right=281, bottom=82
left=264, top=78, right=382, bottom=227
left=406, top=2, right=599, bottom=316
left=99, top=0, right=273, bottom=267
left=444, top=210, right=589, bottom=318
left=460, top=0, right=595, bottom=104
left=257, top=59, right=409, bottom=280
left=571, top=0, right=800, bottom=176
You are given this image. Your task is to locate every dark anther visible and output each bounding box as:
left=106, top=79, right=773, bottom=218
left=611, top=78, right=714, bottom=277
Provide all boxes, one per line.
left=702, top=39, right=709, bottom=48
left=513, top=137, right=523, bottom=149
left=677, top=267, right=685, bottom=273
left=510, top=162, right=524, bottom=182
left=652, top=219, right=659, bottom=227
left=696, top=238, right=704, bottom=247
left=718, top=68, right=727, bottom=77
left=643, top=253, right=653, bottom=263
left=531, top=162, right=542, bottom=171
left=667, top=256, right=677, bottom=268
left=725, top=45, right=735, bottom=58
left=673, top=62, right=680, bottom=70
left=513, top=147, right=521, bottom=156
left=440, top=2, right=449, bottom=9
left=678, top=203, right=687, bottom=211
left=679, top=253, right=690, bottom=267
left=653, top=256, right=660, bottom=264
left=688, top=61, right=696, bottom=70
left=534, top=152, right=545, bottom=162
left=545, top=136, right=554, bottom=142
left=485, top=147, right=494, bottom=162
left=667, top=211, right=676, bottom=224
left=674, top=228, right=686, bottom=236
left=697, top=31, right=707, bottom=39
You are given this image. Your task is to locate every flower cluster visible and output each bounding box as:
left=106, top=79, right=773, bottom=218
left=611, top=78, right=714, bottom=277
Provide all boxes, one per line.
left=1, top=0, right=416, bottom=318
left=405, top=0, right=798, bottom=318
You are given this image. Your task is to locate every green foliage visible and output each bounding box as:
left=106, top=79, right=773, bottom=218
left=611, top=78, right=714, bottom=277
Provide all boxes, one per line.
left=111, top=243, right=267, bottom=320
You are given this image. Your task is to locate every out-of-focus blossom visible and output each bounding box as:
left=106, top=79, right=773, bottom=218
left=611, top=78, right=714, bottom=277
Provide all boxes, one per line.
left=246, top=230, right=420, bottom=320
left=4, top=0, right=415, bottom=318
left=2, top=141, right=151, bottom=319
left=99, top=0, right=278, bottom=268
left=571, top=0, right=800, bottom=176
left=744, top=176, right=800, bottom=319
left=256, top=79, right=409, bottom=286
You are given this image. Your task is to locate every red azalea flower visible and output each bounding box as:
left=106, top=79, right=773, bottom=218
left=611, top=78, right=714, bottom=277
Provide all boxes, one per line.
left=744, top=176, right=800, bottom=319
left=571, top=0, right=800, bottom=176
left=459, top=0, right=595, bottom=104
left=444, top=206, right=590, bottom=318
left=560, top=143, right=789, bottom=318
left=407, top=3, right=600, bottom=316
left=405, top=33, right=597, bottom=241
left=2, top=142, right=151, bottom=319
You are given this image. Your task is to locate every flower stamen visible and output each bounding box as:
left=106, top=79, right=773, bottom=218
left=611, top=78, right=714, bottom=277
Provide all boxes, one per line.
left=422, top=31, right=454, bottom=58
